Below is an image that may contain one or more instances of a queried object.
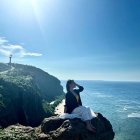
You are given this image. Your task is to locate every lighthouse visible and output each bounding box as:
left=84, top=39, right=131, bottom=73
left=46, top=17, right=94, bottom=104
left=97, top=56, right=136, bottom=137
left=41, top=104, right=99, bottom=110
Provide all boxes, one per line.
left=9, top=54, right=12, bottom=66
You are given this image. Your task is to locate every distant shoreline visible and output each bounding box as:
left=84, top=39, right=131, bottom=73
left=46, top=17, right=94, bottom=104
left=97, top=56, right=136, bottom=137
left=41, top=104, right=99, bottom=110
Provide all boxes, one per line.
left=54, top=99, right=65, bottom=115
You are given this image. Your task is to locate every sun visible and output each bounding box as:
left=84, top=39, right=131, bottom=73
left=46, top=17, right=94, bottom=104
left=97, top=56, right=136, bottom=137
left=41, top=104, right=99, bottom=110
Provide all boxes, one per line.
left=6, top=0, right=46, bottom=32
left=4, top=0, right=42, bottom=20
left=1, top=0, right=54, bottom=37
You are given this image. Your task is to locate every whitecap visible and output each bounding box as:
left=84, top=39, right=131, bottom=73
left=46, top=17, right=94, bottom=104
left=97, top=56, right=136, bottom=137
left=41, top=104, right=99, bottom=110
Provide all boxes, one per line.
left=96, top=94, right=112, bottom=98
left=119, top=99, right=130, bottom=102
left=123, top=106, right=127, bottom=111
left=116, top=109, right=125, bottom=113
left=128, top=113, right=140, bottom=118
left=123, top=105, right=136, bottom=110
left=116, top=104, right=140, bottom=113
left=92, top=92, right=102, bottom=95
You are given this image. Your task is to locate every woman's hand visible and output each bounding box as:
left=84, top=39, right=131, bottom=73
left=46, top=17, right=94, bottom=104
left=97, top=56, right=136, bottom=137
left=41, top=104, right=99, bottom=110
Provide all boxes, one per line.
left=74, top=82, right=80, bottom=87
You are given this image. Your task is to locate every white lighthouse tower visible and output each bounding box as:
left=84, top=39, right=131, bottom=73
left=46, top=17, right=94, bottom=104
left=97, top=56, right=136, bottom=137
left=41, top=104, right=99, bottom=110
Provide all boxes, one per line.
left=9, top=54, right=12, bottom=66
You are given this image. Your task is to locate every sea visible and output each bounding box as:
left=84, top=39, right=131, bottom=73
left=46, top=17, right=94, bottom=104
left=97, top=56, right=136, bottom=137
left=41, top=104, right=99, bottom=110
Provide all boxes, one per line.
left=60, top=80, right=140, bottom=140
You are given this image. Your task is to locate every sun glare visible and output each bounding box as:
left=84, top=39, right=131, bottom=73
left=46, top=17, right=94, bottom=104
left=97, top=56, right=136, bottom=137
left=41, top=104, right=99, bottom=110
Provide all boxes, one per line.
left=8, top=0, right=47, bottom=35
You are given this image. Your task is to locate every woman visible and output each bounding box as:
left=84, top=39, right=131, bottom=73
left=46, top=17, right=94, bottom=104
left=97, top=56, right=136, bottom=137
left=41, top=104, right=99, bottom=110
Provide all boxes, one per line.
left=65, top=80, right=97, bottom=132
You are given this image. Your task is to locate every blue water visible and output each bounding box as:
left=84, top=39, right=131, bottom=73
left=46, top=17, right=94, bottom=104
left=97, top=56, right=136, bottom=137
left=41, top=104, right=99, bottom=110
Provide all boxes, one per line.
left=61, top=80, right=140, bottom=140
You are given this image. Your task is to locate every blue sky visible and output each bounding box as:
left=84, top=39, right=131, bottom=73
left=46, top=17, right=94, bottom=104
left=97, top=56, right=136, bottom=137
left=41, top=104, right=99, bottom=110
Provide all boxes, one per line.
left=0, top=0, right=140, bottom=81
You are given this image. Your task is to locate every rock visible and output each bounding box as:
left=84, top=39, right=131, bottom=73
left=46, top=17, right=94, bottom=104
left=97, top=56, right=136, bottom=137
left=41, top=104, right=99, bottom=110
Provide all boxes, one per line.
left=0, top=124, right=38, bottom=140
left=38, top=133, right=51, bottom=140
left=41, top=113, right=115, bottom=140
left=0, top=113, right=115, bottom=140
left=41, top=116, right=65, bottom=133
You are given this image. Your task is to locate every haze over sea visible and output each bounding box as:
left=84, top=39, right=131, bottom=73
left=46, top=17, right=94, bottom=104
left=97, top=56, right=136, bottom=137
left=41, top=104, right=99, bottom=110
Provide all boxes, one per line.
left=61, top=80, right=140, bottom=140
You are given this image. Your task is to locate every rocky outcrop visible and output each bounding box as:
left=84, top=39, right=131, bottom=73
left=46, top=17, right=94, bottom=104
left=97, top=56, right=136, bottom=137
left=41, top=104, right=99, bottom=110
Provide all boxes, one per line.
left=0, top=113, right=115, bottom=140
left=41, top=113, right=115, bottom=140
left=0, top=124, right=39, bottom=140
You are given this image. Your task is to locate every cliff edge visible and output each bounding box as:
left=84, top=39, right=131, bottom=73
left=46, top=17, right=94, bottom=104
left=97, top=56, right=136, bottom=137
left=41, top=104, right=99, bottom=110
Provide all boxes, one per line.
left=0, top=113, right=115, bottom=140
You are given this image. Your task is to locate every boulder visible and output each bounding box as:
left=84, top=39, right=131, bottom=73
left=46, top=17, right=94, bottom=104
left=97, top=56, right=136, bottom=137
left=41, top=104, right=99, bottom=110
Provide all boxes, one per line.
left=0, top=113, right=115, bottom=140
left=41, top=113, right=115, bottom=140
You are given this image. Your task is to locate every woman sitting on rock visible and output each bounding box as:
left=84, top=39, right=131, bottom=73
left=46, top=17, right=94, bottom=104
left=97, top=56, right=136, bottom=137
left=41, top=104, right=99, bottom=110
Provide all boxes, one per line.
left=65, top=80, right=97, bottom=132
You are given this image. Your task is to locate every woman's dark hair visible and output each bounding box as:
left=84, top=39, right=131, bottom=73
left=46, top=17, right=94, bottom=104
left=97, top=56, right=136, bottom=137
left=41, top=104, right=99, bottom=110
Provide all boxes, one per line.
left=66, top=80, right=74, bottom=92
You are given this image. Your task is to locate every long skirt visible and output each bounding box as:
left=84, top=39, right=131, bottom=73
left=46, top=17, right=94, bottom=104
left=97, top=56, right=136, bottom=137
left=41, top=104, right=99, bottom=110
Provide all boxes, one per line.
left=72, top=106, right=97, bottom=121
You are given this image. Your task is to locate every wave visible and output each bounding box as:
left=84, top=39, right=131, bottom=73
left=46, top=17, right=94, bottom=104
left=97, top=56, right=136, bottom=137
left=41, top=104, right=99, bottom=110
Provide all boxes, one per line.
left=115, top=104, right=123, bottom=107
left=96, top=95, right=112, bottom=98
left=128, top=113, right=140, bottom=118
left=86, top=92, right=112, bottom=98
left=123, top=106, right=127, bottom=111
left=123, top=105, right=137, bottom=110
left=94, top=93, right=112, bottom=98
left=91, top=92, right=102, bottom=95
left=116, top=105, right=140, bottom=113
left=116, top=109, right=126, bottom=113
left=118, top=99, right=140, bottom=105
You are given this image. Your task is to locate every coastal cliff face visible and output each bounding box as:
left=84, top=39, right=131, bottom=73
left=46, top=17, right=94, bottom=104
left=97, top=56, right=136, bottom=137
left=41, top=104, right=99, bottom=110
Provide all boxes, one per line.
left=0, top=113, right=115, bottom=140
left=0, top=63, right=64, bottom=127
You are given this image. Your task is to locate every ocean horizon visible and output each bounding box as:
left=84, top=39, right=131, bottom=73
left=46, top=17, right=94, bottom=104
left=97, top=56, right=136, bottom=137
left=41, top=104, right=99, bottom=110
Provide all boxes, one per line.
left=60, top=80, right=140, bottom=140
